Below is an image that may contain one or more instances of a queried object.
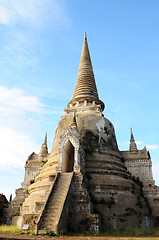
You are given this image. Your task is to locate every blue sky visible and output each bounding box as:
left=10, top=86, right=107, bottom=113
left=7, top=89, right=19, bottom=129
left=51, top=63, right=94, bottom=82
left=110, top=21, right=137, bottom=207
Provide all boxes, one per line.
left=0, top=0, right=159, bottom=199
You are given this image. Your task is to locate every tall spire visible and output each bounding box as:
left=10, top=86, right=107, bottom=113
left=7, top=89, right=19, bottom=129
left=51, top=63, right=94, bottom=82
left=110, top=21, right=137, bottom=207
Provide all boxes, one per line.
left=73, top=32, right=99, bottom=100
left=129, top=128, right=138, bottom=152
left=68, top=33, right=104, bottom=111
left=39, top=132, right=48, bottom=158
left=44, top=132, right=47, bottom=146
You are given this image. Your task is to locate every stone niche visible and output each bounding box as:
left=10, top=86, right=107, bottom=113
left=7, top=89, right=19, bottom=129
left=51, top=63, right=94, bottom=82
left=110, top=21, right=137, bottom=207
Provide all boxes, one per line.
left=57, top=126, right=85, bottom=174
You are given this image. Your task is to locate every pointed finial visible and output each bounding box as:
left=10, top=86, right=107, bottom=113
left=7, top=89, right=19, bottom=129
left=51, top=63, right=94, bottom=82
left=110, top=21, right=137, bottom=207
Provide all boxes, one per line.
left=43, top=132, right=47, bottom=146
left=130, top=128, right=135, bottom=142
left=68, top=33, right=105, bottom=111
left=131, top=127, right=132, bottom=135
left=129, top=128, right=138, bottom=152
left=39, top=133, right=48, bottom=158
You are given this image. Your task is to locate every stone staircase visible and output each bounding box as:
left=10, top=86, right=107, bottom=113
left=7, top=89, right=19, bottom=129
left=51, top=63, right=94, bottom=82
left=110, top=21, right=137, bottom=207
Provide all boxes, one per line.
left=36, top=172, right=73, bottom=234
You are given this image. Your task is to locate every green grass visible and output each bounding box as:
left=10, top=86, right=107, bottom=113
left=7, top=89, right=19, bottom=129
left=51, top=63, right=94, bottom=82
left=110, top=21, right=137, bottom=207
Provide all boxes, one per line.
left=0, top=225, right=34, bottom=235
left=0, top=225, right=23, bottom=235
left=0, top=225, right=159, bottom=238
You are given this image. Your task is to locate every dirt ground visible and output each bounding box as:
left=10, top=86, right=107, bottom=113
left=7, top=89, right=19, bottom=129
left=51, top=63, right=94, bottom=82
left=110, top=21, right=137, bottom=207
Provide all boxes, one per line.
left=0, top=235, right=159, bottom=240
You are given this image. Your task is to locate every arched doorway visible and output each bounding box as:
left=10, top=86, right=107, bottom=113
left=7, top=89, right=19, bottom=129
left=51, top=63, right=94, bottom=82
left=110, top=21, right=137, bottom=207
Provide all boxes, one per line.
left=61, top=140, right=74, bottom=173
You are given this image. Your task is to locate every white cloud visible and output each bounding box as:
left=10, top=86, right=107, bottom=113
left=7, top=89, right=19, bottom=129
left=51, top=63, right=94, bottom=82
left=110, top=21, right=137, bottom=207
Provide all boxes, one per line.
left=0, top=86, right=43, bottom=115
left=0, top=5, right=10, bottom=24
left=0, top=86, right=42, bottom=113
left=136, top=141, right=143, bottom=146
left=121, top=141, right=159, bottom=151
left=123, top=140, right=143, bottom=145
left=119, top=140, right=143, bottom=150
left=0, top=0, right=69, bottom=27
left=0, top=85, right=63, bottom=198
left=0, top=85, right=44, bottom=168
left=146, top=145, right=159, bottom=150
left=0, top=127, right=40, bottom=168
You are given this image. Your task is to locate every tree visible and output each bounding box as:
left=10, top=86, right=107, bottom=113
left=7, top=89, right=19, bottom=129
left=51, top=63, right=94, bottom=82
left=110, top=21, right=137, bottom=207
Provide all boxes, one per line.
left=0, top=194, right=8, bottom=213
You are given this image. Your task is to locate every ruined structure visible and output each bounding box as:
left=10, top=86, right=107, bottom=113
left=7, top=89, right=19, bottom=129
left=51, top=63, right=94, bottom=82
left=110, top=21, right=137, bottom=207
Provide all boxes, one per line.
left=12, top=33, right=159, bottom=233
left=6, top=134, right=49, bottom=224
left=121, top=129, right=159, bottom=217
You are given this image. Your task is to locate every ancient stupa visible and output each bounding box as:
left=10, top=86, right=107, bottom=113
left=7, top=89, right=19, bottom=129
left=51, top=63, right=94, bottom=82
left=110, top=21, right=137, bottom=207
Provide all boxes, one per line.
left=12, top=33, right=159, bottom=233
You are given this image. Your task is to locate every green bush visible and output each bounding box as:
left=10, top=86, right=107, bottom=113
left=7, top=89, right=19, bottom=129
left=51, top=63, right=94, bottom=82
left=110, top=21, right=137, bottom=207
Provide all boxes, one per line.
left=98, top=198, right=107, bottom=204
left=0, top=194, right=8, bottom=211
left=136, top=196, right=143, bottom=209
left=106, top=197, right=115, bottom=208
left=30, top=179, right=35, bottom=184
left=26, top=189, right=29, bottom=195
left=89, top=194, right=115, bottom=208
left=84, top=144, right=96, bottom=154
left=11, top=212, right=20, bottom=217
left=41, top=159, right=48, bottom=167
left=20, top=200, right=25, bottom=206
left=89, top=193, right=98, bottom=204
left=43, top=227, right=56, bottom=236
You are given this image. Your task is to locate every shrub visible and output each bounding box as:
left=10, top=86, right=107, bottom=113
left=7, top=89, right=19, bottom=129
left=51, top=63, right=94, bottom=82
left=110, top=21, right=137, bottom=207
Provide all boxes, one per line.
left=0, top=194, right=8, bottom=211
left=26, top=189, right=29, bottom=195
left=11, top=212, right=20, bottom=217
left=136, top=196, right=143, bottom=209
left=84, top=144, right=96, bottom=154
left=43, top=227, right=55, bottom=236
left=30, top=179, right=35, bottom=184
left=41, top=159, right=48, bottom=167
left=106, top=197, right=115, bottom=208
left=20, top=200, right=25, bottom=206
left=98, top=198, right=107, bottom=204
left=89, top=194, right=115, bottom=208
left=89, top=193, right=98, bottom=204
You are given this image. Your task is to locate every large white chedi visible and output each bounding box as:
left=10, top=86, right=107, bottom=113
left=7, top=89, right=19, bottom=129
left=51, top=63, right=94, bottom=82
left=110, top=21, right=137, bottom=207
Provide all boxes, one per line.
left=10, top=33, right=159, bottom=234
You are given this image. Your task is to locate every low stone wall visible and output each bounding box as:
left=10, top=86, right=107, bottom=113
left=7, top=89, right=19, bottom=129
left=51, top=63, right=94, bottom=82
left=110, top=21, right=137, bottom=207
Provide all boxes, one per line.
left=14, top=214, right=39, bottom=230
left=102, top=215, right=156, bottom=230
left=70, top=214, right=100, bottom=232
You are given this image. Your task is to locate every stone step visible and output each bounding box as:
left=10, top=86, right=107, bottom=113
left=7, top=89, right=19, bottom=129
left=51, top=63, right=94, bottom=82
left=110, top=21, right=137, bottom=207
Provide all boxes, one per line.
left=42, top=217, right=57, bottom=222
left=47, top=199, right=63, bottom=205
left=49, top=193, right=66, bottom=199
left=45, top=209, right=61, bottom=215
left=45, top=206, right=61, bottom=211
left=50, top=195, right=66, bottom=199
left=44, top=206, right=62, bottom=212
left=40, top=222, right=56, bottom=227
left=46, top=202, right=63, bottom=208
left=53, top=187, right=68, bottom=191
left=47, top=203, right=62, bottom=208
left=37, top=172, right=73, bottom=234
left=48, top=196, right=64, bottom=201
left=51, top=189, right=69, bottom=194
